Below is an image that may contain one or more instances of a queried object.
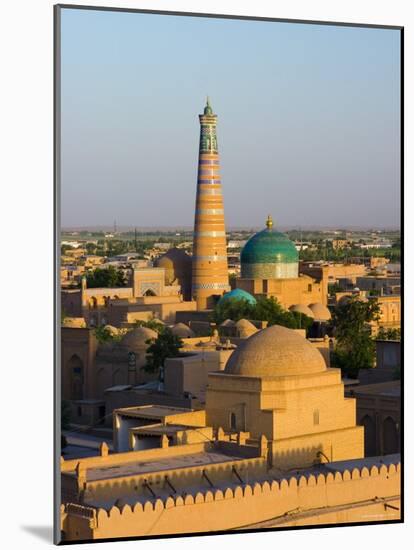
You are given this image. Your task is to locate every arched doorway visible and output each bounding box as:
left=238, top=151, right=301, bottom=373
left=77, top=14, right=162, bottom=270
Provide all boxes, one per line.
left=383, top=416, right=399, bottom=455
left=361, top=415, right=376, bottom=457
left=67, top=354, right=84, bottom=400
left=143, top=289, right=156, bottom=296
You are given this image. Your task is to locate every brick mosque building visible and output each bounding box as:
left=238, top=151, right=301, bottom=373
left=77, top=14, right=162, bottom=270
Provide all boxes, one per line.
left=61, top=326, right=400, bottom=540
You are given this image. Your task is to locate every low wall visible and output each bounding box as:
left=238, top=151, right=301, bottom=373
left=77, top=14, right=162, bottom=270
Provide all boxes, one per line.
left=62, top=459, right=400, bottom=541
left=61, top=441, right=210, bottom=473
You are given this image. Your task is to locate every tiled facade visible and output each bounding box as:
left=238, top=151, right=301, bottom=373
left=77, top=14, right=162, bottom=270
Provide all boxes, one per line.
left=192, top=99, right=230, bottom=309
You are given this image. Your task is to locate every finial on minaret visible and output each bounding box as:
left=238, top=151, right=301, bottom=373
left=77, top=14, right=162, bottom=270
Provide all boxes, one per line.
left=266, top=214, right=273, bottom=229
left=204, top=96, right=213, bottom=115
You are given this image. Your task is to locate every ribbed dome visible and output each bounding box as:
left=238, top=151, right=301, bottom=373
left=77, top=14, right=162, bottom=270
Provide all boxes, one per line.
left=171, top=323, right=195, bottom=338
left=240, top=218, right=298, bottom=280
left=120, top=327, right=157, bottom=351
left=225, top=325, right=326, bottom=378
left=218, top=288, right=257, bottom=305
left=308, top=303, right=331, bottom=321
left=289, top=304, right=315, bottom=318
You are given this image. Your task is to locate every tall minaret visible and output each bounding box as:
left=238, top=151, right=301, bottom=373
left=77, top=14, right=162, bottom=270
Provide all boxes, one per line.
left=192, top=98, right=230, bottom=309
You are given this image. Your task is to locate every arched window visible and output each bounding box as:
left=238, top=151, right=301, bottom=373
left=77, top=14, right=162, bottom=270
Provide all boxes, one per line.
left=230, top=412, right=237, bottom=431
left=383, top=416, right=399, bottom=455
left=361, top=415, right=376, bottom=457
left=144, top=289, right=156, bottom=297
left=313, top=410, right=320, bottom=425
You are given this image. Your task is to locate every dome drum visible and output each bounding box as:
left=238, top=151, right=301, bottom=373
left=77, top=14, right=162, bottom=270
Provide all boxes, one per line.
left=242, top=262, right=298, bottom=280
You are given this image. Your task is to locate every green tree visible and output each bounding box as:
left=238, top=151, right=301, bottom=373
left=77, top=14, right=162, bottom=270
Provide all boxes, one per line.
left=328, top=283, right=342, bottom=296
left=376, top=327, right=401, bottom=341
left=211, top=297, right=255, bottom=324
left=211, top=296, right=313, bottom=332
left=94, top=325, right=118, bottom=344
left=85, top=242, right=97, bottom=254
left=86, top=266, right=127, bottom=288
left=331, top=297, right=381, bottom=377
left=61, top=244, right=74, bottom=255
left=133, top=318, right=166, bottom=334
left=143, top=328, right=183, bottom=374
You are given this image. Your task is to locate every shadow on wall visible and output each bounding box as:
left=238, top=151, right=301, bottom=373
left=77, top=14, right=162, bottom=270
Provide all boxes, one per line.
left=272, top=445, right=324, bottom=470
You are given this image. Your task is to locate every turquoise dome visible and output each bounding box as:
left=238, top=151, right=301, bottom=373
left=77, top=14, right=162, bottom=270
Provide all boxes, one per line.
left=241, top=216, right=299, bottom=280
left=219, top=288, right=257, bottom=305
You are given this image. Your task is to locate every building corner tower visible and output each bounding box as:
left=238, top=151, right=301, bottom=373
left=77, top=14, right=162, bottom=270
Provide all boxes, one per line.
left=192, top=98, right=230, bottom=309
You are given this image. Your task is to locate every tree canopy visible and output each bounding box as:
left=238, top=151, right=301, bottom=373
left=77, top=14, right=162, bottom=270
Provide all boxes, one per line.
left=376, top=327, right=401, bottom=341
left=212, top=296, right=313, bottom=332
left=143, top=328, right=183, bottom=374
left=86, top=266, right=127, bottom=288
left=133, top=318, right=166, bottom=334
left=331, top=297, right=381, bottom=377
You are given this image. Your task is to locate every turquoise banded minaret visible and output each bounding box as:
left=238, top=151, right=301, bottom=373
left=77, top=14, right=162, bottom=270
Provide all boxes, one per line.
left=192, top=98, right=230, bottom=309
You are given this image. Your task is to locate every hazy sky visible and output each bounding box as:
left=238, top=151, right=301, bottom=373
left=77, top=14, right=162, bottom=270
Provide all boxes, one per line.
left=60, top=8, right=401, bottom=229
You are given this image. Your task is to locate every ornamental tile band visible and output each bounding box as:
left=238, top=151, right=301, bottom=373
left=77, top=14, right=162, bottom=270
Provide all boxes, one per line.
left=192, top=282, right=231, bottom=290
left=199, top=159, right=220, bottom=165
left=198, top=188, right=222, bottom=195
left=239, top=216, right=299, bottom=280
left=195, top=209, right=224, bottom=215
left=197, top=179, right=222, bottom=185
left=194, top=231, right=227, bottom=237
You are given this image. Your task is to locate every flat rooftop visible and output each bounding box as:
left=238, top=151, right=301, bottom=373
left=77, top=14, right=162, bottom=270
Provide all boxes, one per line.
left=349, top=381, right=400, bottom=398
left=114, top=405, right=196, bottom=418
left=77, top=450, right=246, bottom=483
left=130, top=424, right=192, bottom=436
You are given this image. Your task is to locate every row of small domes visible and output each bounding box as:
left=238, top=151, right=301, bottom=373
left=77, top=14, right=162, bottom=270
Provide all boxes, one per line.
left=63, top=318, right=328, bottom=379
left=289, top=302, right=331, bottom=321
left=112, top=322, right=328, bottom=379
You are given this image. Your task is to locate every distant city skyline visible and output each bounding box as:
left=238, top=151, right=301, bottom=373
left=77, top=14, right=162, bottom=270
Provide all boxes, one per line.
left=60, top=8, right=401, bottom=229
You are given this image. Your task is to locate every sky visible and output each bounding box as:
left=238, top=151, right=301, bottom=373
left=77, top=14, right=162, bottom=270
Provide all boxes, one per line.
left=60, top=8, right=401, bottom=230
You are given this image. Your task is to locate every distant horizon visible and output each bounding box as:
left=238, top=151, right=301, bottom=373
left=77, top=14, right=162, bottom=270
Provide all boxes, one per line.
left=60, top=9, right=401, bottom=229
left=61, top=224, right=401, bottom=233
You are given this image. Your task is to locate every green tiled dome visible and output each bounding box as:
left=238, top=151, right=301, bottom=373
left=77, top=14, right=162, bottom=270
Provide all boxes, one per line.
left=240, top=216, right=299, bottom=280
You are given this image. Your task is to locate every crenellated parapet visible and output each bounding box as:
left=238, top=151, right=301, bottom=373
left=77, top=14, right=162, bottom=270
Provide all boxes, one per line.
left=61, top=456, right=401, bottom=541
